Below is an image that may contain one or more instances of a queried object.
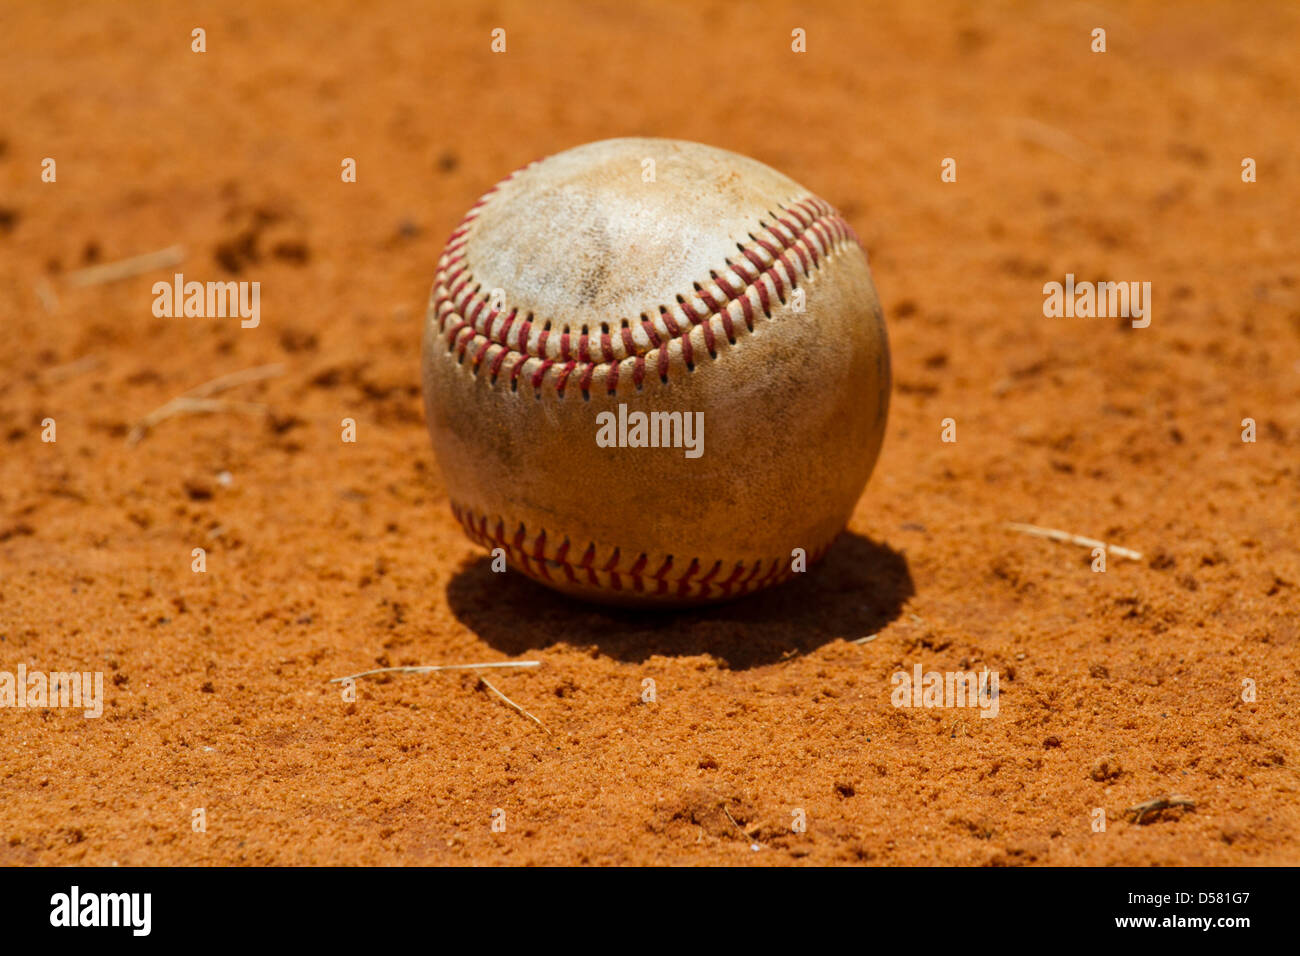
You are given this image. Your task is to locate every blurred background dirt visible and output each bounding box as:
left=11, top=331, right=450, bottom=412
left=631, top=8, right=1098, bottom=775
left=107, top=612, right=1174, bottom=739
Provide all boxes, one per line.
left=1, top=0, right=1298, bottom=865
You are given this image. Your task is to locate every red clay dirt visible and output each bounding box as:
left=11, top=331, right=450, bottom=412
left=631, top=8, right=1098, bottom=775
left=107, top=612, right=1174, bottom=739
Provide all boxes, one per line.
left=1, top=0, right=1298, bottom=865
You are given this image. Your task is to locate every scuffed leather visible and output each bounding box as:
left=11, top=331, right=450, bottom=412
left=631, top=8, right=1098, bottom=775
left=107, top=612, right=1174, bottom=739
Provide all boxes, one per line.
left=422, top=138, right=890, bottom=605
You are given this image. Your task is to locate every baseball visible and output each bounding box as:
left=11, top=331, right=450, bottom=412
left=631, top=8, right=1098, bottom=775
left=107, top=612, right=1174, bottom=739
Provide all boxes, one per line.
left=422, top=138, right=890, bottom=605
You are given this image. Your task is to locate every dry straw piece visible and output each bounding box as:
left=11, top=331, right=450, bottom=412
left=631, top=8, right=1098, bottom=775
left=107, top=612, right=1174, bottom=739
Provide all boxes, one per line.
left=331, top=661, right=549, bottom=735
left=64, top=244, right=185, bottom=288
left=1003, top=522, right=1143, bottom=561
left=127, top=362, right=284, bottom=445
left=1126, top=795, right=1196, bottom=824
left=330, top=661, right=541, bottom=682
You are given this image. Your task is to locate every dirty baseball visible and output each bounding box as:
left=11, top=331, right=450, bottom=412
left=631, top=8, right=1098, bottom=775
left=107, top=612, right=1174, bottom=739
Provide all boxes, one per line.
left=422, top=138, right=890, bottom=604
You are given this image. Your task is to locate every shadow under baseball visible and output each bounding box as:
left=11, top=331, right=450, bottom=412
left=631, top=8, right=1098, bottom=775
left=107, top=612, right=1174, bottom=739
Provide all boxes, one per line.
left=444, top=530, right=914, bottom=670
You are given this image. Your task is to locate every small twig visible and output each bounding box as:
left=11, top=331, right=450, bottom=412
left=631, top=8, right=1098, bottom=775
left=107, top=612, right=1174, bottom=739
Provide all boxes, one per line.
left=127, top=363, right=284, bottom=445
left=34, top=277, right=59, bottom=313
left=1007, top=116, right=1093, bottom=164
left=1004, top=522, right=1143, bottom=561
left=64, top=245, right=185, bottom=288
left=330, top=660, right=540, bottom=683
left=479, top=675, right=551, bottom=735
left=852, top=633, right=880, bottom=645
left=127, top=397, right=267, bottom=445
left=41, top=354, right=103, bottom=384
left=723, top=805, right=762, bottom=849
left=1126, top=794, right=1196, bottom=825
left=330, top=660, right=548, bottom=734
left=180, top=363, right=286, bottom=399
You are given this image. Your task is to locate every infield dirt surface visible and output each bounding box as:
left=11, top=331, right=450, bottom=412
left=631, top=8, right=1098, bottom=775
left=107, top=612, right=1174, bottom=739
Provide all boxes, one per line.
left=1, top=0, right=1298, bottom=865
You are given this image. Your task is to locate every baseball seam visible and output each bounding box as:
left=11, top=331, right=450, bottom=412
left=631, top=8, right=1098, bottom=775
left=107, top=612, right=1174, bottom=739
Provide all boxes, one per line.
left=452, top=501, right=833, bottom=601
left=430, top=164, right=862, bottom=398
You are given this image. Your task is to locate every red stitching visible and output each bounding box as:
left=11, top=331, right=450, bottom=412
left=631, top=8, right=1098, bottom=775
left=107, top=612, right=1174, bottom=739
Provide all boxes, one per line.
left=661, top=309, right=682, bottom=337
left=755, top=278, right=772, bottom=316
left=430, top=163, right=859, bottom=397
left=450, top=502, right=833, bottom=601
left=740, top=246, right=767, bottom=276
